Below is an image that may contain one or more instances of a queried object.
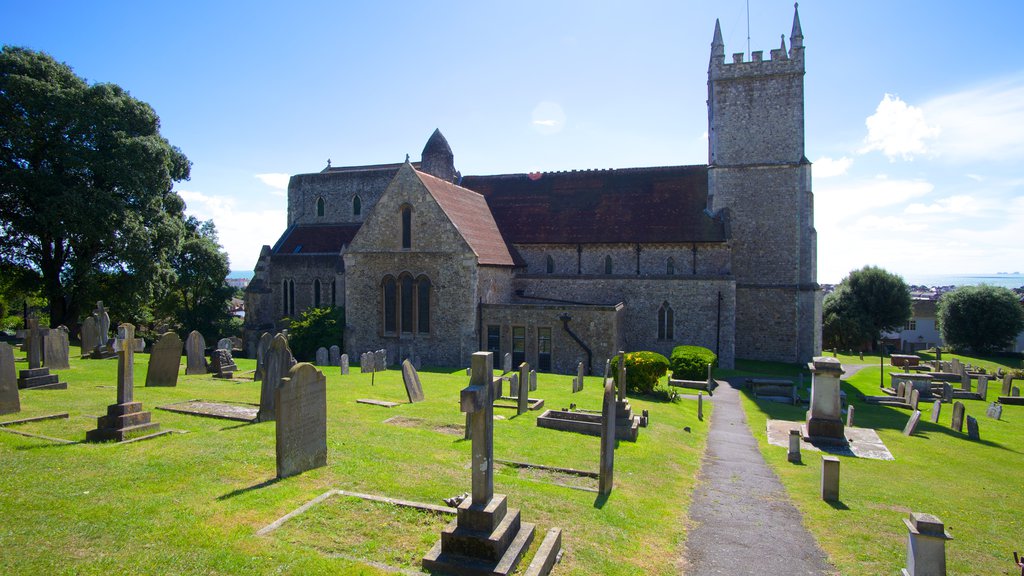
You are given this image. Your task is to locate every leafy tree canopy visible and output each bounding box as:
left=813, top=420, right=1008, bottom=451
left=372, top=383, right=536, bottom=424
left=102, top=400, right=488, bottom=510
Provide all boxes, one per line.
left=937, top=285, right=1024, bottom=355
left=824, top=266, right=911, bottom=349
left=285, top=306, right=345, bottom=362
left=0, top=46, right=191, bottom=327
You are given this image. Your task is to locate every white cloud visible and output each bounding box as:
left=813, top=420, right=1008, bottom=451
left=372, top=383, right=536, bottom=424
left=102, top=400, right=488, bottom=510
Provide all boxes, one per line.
left=923, top=75, right=1024, bottom=163
left=530, top=101, right=566, bottom=134
left=177, top=189, right=286, bottom=271
left=813, top=156, right=853, bottom=178
left=255, top=172, right=290, bottom=197
left=903, top=195, right=978, bottom=216
left=532, top=119, right=559, bottom=127
left=860, top=94, right=939, bottom=160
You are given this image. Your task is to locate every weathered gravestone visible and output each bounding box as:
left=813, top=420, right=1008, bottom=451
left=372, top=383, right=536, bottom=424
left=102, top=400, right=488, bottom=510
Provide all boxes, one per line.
left=960, top=370, right=971, bottom=391
left=1002, top=374, right=1014, bottom=396
left=821, top=456, right=840, bottom=502
left=217, top=338, right=233, bottom=352
left=902, top=410, right=922, bottom=436
left=360, top=352, right=369, bottom=373
left=329, top=345, right=340, bottom=367
left=573, top=361, right=585, bottom=393
left=985, top=402, right=1002, bottom=420
left=315, top=347, right=329, bottom=367
left=340, top=354, right=349, bottom=375
left=503, top=353, right=512, bottom=374
left=86, top=324, right=160, bottom=442
left=209, top=348, right=237, bottom=378
left=950, top=401, right=965, bottom=433
left=509, top=373, right=519, bottom=398
left=422, top=351, right=541, bottom=576
left=966, top=415, right=980, bottom=440
left=254, top=332, right=272, bottom=382
left=942, top=382, right=953, bottom=403
left=901, top=512, right=953, bottom=576
left=896, top=381, right=906, bottom=400
left=846, top=405, right=855, bottom=428
left=257, top=334, right=295, bottom=422
left=16, top=318, right=66, bottom=390
left=1015, top=386, right=1022, bottom=397
left=145, top=332, right=182, bottom=387
left=930, top=400, right=942, bottom=423
left=80, top=316, right=99, bottom=357
left=275, top=363, right=327, bottom=479
left=0, top=342, right=19, bottom=415
left=518, top=362, right=530, bottom=415
left=95, top=301, right=111, bottom=345
left=806, top=356, right=845, bottom=442
left=362, top=352, right=375, bottom=373
left=184, top=331, right=207, bottom=375
left=599, top=375, right=617, bottom=497
left=401, top=359, right=424, bottom=403
left=43, top=326, right=70, bottom=370
left=909, top=388, right=920, bottom=411
left=977, top=375, right=989, bottom=400
left=530, top=369, right=537, bottom=392
left=374, top=349, right=387, bottom=370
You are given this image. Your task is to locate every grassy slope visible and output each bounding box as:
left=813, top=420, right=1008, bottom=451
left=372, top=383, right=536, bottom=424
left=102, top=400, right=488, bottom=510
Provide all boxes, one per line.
left=0, top=348, right=709, bottom=575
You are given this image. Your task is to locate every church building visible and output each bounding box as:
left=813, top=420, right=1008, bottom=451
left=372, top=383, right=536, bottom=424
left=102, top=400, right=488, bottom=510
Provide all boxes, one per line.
left=243, top=6, right=821, bottom=373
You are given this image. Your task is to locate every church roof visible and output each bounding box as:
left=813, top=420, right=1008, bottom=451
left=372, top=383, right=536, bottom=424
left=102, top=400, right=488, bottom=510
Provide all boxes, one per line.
left=272, top=223, right=362, bottom=255
left=414, top=169, right=516, bottom=266
left=461, top=165, right=725, bottom=244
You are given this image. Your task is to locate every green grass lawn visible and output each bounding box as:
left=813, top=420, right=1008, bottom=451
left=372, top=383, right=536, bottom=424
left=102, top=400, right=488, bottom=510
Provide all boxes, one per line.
left=0, top=347, right=709, bottom=575
left=735, top=357, right=1024, bottom=576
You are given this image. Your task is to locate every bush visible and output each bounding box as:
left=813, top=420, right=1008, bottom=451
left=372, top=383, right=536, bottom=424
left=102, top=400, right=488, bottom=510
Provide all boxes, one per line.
left=284, top=306, right=344, bottom=362
left=610, top=351, right=669, bottom=395
left=669, top=345, right=718, bottom=380
left=937, top=285, right=1024, bottom=355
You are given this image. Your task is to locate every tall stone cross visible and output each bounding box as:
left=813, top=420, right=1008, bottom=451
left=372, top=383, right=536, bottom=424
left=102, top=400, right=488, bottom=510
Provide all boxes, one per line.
left=461, top=351, right=497, bottom=506
left=113, top=323, right=144, bottom=405
left=25, top=317, right=46, bottom=369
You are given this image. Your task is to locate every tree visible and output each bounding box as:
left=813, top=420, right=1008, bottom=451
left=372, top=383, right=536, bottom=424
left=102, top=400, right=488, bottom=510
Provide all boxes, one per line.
left=285, top=306, right=345, bottom=362
left=0, top=46, right=190, bottom=328
left=824, top=266, right=911, bottom=349
left=937, top=285, right=1024, bottom=354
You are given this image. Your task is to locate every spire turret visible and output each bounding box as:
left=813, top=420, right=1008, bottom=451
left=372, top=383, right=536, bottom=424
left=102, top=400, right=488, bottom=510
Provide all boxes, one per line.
left=420, top=128, right=456, bottom=182
left=710, top=19, right=725, bottom=65
left=790, top=3, right=804, bottom=52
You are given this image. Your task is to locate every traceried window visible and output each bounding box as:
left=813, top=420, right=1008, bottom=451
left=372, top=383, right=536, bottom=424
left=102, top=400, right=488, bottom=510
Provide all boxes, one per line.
left=353, top=195, right=362, bottom=216
left=381, top=274, right=431, bottom=336
left=316, top=197, right=325, bottom=217
left=401, top=205, right=412, bottom=249
left=658, top=301, right=675, bottom=341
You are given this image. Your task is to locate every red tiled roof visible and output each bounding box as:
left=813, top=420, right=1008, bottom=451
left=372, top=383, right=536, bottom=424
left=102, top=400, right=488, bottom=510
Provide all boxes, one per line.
left=273, top=223, right=362, bottom=255
left=414, top=170, right=515, bottom=266
left=461, top=165, right=725, bottom=244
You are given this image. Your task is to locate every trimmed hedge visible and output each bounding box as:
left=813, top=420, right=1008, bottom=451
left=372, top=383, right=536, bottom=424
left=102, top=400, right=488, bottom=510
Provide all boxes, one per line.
left=610, top=351, right=670, bottom=395
left=669, top=345, right=717, bottom=380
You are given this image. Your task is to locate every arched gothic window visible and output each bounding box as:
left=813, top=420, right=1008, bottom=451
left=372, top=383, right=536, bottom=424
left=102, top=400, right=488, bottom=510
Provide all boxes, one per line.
left=314, top=279, right=321, bottom=308
left=316, top=197, right=325, bottom=217
left=546, top=255, right=554, bottom=274
left=353, top=195, right=362, bottom=216
left=331, top=279, right=337, bottom=307
left=417, top=275, right=431, bottom=333
left=381, top=274, right=431, bottom=335
left=658, top=301, right=674, bottom=341
left=382, top=276, right=397, bottom=334
left=400, top=274, right=414, bottom=333
left=667, top=257, right=675, bottom=275
left=282, top=279, right=288, bottom=316
left=401, top=205, right=412, bottom=249
left=604, top=255, right=613, bottom=275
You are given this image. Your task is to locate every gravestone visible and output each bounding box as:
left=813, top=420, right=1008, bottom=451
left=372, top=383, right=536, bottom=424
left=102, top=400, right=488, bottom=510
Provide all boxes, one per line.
left=340, top=354, right=349, bottom=375
left=509, top=373, right=520, bottom=398
left=1002, top=374, right=1013, bottom=396
left=43, top=326, right=70, bottom=370
left=503, top=353, right=512, bottom=374
left=930, top=400, right=942, bottom=423
left=254, top=332, right=272, bottom=381
left=787, top=429, right=801, bottom=463
left=86, top=324, right=159, bottom=442
left=903, top=381, right=914, bottom=406
left=902, top=512, right=952, bottom=576
left=1014, top=386, right=1021, bottom=397
left=574, top=361, right=585, bottom=393
left=209, top=348, right=237, bottom=378
left=25, top=318, right=44, bottom=370
left=315, top=347, right=329, bottom=367
left=80, top=316, right=99, bottom=357
left=184, top=331, right=207, bottom=375
left=896, top=381, right=906, bottom=399
left=423, top=351, right=538, bottom=576
left=401, top=359, right=424, bottom=403
left=362, top=352, right=375, bottom=373
left=16, top=319, right=66, bottom=390
left=950, top=401, right=965, bottom=433
left=230, top=336, right=243, bottom=351
left=275, top=363, right=327, bottom=478
left=966, top=415, right=980, bottom=440
left=960, top=370, right=970, bottom=391
left=821, top=456, right=840, bottom=502
left=94, top=301, right=110, bottom=345
left=329, top=345, right=340, bottom=366
left=806, top=357, right=845, bottom=442
left=374, top=349, right=387, bottom=370
left=985, top=402, right=1002, bottom=420
left=599, top=375, right=617, bottom=496
left=530, top=370, right=537, bottom=392
left=216, top=338, right=232, bottom=351
left=145, top=332, right=182, bottom=387
left=941, top=383, right=953, bottom=403
left=902, top=410, right=922, bottom=436
left=257, top=334, right=295, bottom=422
left=909, top=388, right=920, bottom=411
left=846, top=405, right=855, bottom=428
left=0, top=342, right=19, bottom=415
left=977, top=375, right=989, bottom=400
left=518, top=362, right=530, bottom=415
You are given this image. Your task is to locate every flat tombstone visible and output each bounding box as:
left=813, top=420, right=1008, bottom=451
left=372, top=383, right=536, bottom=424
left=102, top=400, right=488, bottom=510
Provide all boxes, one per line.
left=255, top=332, right=272, bottom=381
left=145, top=332, right=182, bottom=387
left=275, top=363, right=327, bottom=479
left=184, top=331, right=207, bottom=375
left=598, top=376, right=617, bottom=496
left=401, top=359, right=424, bottom=403
left=329, top=345, right=340, bottom=366
left=977, top=375, right=989, bottom=400
left=0, top=342, right=19, bottom=415
left=340, top=354, right=349, bottom=375
left=985, top=402, right=1002, bottom=421
left=503, top=353, right=512, bottom=374
left=930, top=400, right=942, bottom=424
left=80, top=316, right=99, bottom=355
left=966, top=415, right=980, bottom=441
left=909, top=388, right=920, bottom=411
left=217, top=338, right=232, bottom=351
left=258, top=334, right=293, bottom=422
left=315, top=347, right=329, bottom=367
left=902, top=410, right=922, bottom=436
left=44, top=326, right=70, bottom=370
left=950, top=401, right=965, bottom=433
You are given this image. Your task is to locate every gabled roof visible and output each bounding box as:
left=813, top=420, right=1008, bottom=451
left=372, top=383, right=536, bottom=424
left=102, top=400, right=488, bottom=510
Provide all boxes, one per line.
left=272, top=223, right=362, bottom=255
left=461, top=165, right=725, bottom=244
left=414, top=169, right=515, bottom=266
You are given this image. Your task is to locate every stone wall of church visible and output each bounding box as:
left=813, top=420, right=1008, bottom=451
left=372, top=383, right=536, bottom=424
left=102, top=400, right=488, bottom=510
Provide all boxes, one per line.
left=515, top=243, right=731, bottom=277
left=287, top=169, right=397, bottom=227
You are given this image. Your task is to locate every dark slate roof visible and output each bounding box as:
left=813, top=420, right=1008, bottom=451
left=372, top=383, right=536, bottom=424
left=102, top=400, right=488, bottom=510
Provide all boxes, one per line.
left=422, top=129, right=453, bottom=157
left=272, top=223, right=362, bottom=255
left=461, top=165, right=725, bottom=244
left=415, top=169, right=515, bottom=266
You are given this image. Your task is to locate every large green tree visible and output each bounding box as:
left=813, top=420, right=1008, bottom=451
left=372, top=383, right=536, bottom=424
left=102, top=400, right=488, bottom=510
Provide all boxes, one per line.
left=824, top=266, right=912, bottom=349
left=0, top=46, right=190, bottom=327
left=937, top=285, right=1024, bottom=354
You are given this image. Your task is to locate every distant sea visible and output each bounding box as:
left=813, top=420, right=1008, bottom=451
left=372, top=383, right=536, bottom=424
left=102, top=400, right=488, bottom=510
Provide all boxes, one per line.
left=900, top=273, right=1024, bottom=289
left=227, top=270, right=251, bottom=279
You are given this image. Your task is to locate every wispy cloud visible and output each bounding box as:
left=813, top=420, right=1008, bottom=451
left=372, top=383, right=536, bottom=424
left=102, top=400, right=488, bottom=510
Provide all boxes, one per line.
left=923, top=74, right=1024, bottom=163
left=178, top=189, right=286, bottom=270
left=255, top=172, right=290, bottom=197
left=860, top=94, right=939, bottom=160
left=530, top=101, right=566, bottom=134
left=813, top=156, right=853, bottom=178
left=532, top=119, right=559, bottom=127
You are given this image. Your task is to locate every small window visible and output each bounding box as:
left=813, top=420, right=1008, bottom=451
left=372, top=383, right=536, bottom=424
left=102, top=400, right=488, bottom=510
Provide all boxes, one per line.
left=667, top=257, right=675, bottom=275
left=537, top=327, right=551, bottom=371
left=546, top=255, right=554, bottom=274
left=288, top=280, right=295, bottom=316
left=316, top=197, right=325, bottom=217
left=512, top=326, right=526, bottom=366
left=604, top=255, right=613, bottom=275
left=905, top=319, right=917, bottom=331
left=331, top=279, right=337, bottom=307
left=282, top=280, right=288, bottom=316
left=487, top=325, right=501, bottom=356
left=314, top=279, right=321, bottom=308
left=658, top=301, right=674, bottom=341
left=353, top=195, right=362, bottom=216
left=401, top=205, right=412, bottom=249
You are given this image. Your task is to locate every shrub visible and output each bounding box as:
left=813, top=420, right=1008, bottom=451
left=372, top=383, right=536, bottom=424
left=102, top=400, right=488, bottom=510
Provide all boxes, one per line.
left=284, top=306, right=344, bottom=362
left=610, top=351, right=669, bottom=395
left=669, top=345, right=718, bottom=380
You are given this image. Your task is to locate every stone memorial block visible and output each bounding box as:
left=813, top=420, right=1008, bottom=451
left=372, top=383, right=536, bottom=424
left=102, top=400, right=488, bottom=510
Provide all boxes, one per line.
left=184, top=330, right=207, bottom=375
left=902, top=410, right=922, bottom=436
left=502, top=353, right=512, bottom=374
left=902, top=512, right=952, bottom=576
left=363, top=351, right=376, bottom=373
left=216, top=337, right=232, bottom=351
left=846, top=405, right=855, bottom=428
left=401, top=359, right=424, bottom=403
left=985, top=402, right=1002, bottom=420
left=275, top=363, right=327, bottom=479
left=966, top=415, right=979, bottom=440
left=315, top=347, right=329, bottom=366
left=43, top=325, right=70, bottom=370
left=821, top=456, right=840, bottom=502
left=329, top=345, right=340, bottom=366
left=950, top=401, right=965, bottom=433
left=787, top=428, right=801, bottom=463
left=0, top=342, right=19, bottom=415
left=599, top=376, right=617, bottom=496
left=517, top=364, right=529, bottom=416
left=574, top=361, right=585, bottom=393
left=254, top=332, right=272, bottom=381
left=80, top=316, right=99, bottom=356
left=85, top=324, right=159, bottom=442
left=909, top=388, right=920, bottom=411
left=977, top=375, right=989, bottom=400
left=257, top=334, right=295, bottom=422
left=930, top=400, right=942, bottom=424
left=359, top=352, right=369, bottom=372
left=145, top=332, right=182, bottom=387
left=209, top=348, right=237, bottom=377
left=1002, top=374, right=1013, bottom=396
left=806, top=357, right=845, bottom=441
left=340, top=354, right=349, bottom=375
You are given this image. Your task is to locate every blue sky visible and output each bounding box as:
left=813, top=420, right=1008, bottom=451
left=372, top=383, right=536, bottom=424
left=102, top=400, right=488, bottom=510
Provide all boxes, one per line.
left=4, top=1, right=1023, bottom=283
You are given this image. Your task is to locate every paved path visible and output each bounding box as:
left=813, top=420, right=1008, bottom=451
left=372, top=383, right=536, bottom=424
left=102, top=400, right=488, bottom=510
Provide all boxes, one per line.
left=681, top=379, right=835, bottom=575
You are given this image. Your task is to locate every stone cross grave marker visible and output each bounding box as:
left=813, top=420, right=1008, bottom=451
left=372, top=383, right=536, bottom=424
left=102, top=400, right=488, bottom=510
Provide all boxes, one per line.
left=985, top=402, right=1002, bottom=420
left=0, top=342, right=20, bottom=415
left=599, top=374, right=617, bottom=496
left=930, top=400, right=942, bottom=423
left=217, top=337, right=232, bottom=351
left=184, top=330, right=207, bottom=375
left=25, top=317, right=44, bottom=370
left=315, top=347, right=328, bottom=366
left=518, top=362, right=530, bottom=415
left=951, top=401, right=965, bottom=433
left=503, top=353, right=512, bottom=374
left=977, top=375, right=989, bottom=400
left=340, top=353, right=349, bottom=375
left=113, top=324, right=145, bottom=405
left=275, top=363, right=327, bottom=479
left=80, top=316, right=98, bottom=356
left=145, top=332, right=182, bottom=387
left=329, top=345, right=340, bottom=366
left=254, top=332, right=272, bottom=382
left=902, top=410, right=922, bottom=436
left=401, top=359, right=424, bottom=403
left=86, top=323, right=159, bottom=442
left=463, top=352, right=497, bottom=505
left=258, top=334, right=293, bottom=422
left=966, top=415, right=980, bottom=440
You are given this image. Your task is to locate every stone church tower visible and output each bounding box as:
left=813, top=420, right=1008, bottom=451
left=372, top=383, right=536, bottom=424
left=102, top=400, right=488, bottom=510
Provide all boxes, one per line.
left=707, top=5, right=821, bottom=362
